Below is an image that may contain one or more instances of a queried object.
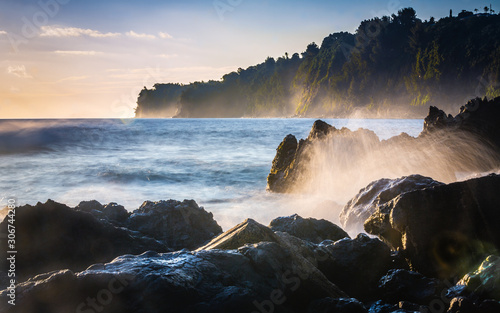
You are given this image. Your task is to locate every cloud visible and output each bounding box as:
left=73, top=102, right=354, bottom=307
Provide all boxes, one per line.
left=57, top=75, right=89, bottom=83
left=126, top=31, right=156, bottom=39
left=157, top=54, right=178, bottom=59
left=158, top=32, right=173, bottom=39
left=54, top=50, right=103, bottom=56
left=7, top=65, right=33, bottom=79
left=0, top=30, right=7, bottom=36
left=40, top=26, right=120, bottom=38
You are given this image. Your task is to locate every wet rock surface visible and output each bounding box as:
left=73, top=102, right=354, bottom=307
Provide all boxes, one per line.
left=0, top=245, right=346, bottom=312
left=340, top=175, right=443, bottom=232
left=364, top=174, right=500, bottom=280
left=316, top=234, right=394, bottom=301
left=127, top=199, right=223, bottom=250
left=270, top=214, right=349, bottom=243
left=0, top=200, right=169, bottom=282
left=0, top=199, right=222, bottom=283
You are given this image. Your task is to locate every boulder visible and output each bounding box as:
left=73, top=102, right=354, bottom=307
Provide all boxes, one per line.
left=198, top=218, right=278, bottom=250
left=452, top=255, right=500, bottom=301
left=377, top=269, right=440, bottom=304
left=307, top=297, right=367, bottom=313
left=127, top=199, right=223, bottom=250
left=365, top=174, right=500, bottom=280
left=315, top=234, right=393, bottom=301
left=0, top=200, right=168, bottom=282
left=0, top=245, right=346, bottom=313
left=340, top=175, right=443, bottom=232
left=270, top=214, right=349, bottom=244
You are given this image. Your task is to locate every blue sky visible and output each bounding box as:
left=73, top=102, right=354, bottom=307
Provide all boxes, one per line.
left=0, top=0, right=496, bottom=117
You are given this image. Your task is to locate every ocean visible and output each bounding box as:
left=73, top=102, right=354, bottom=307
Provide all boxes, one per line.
left=0, top=118, right=423, bottom=230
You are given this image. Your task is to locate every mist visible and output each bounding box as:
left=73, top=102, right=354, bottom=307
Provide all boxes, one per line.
left=270, top=125, right=500, bottom=233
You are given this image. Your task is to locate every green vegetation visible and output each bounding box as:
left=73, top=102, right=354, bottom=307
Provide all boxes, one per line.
left=135, top=8, right=500, bottom=118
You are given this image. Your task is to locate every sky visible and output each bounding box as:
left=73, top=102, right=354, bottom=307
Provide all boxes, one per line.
left=0, top=0, right=496, bottom=118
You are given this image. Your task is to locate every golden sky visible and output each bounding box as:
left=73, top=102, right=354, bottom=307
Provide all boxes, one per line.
left=0, top=0, right=469, bottom=118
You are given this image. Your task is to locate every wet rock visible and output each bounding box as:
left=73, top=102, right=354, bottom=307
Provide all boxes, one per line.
left=447, top=297, right=476, bottom=313
left=341, top=175, right=443, bottom=232
left=267, top=134, right=298, bottom=192
left=307, top=297, right=367, bottom=313
left=127, top=199, right=223, bottom=250
left=307, top=119, right=335, bottom=140
left=365, top=174, right=500, bottom=280
left=453, top=255, right=500, bottom=301
left=1, top=244, right=346, bottom=313
left=377, top=269, right=440, bottom=304
left=198, top=218, right=278, bottom=250
left=316, top=234, right=393, bottom=301
left=103, top=202, right=129, bottom=224
left=0, top=200, right=168, bottom=282
left=270, top=214, right=349, bottom=244
left=367, top=300, right=398, bottom=313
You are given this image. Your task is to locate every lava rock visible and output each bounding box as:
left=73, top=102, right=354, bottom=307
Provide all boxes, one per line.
left=316, top=233, right=393, bottom=301
left=341, top=175, right=443, bottom=232
left=307, top=297, right=367, bottom=313
left=0, top=200, right=168, bottom=282
left=127, top=199, right=223, bottom=250
left=365, top=174, right=500, bottom=280
left=0, top=245, right=346, bottom=313
left=270, top=214, right=349, bottom=244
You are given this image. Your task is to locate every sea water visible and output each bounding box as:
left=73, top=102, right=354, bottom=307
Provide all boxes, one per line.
left=0, top=118, right=422, bottom=230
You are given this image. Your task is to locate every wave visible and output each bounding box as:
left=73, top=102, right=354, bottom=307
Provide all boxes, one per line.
left=0, top=119, right=125, bottom=155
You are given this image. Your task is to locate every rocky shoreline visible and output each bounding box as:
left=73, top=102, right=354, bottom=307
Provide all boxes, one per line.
left=2, top=97, right=500, bottom=313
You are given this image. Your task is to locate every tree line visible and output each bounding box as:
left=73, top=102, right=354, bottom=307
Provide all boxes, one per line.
left=135, top=8, right=500, bottom=118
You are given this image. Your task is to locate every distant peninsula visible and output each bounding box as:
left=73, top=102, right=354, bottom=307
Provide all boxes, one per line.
left=135, top=8, right=500, bottom=118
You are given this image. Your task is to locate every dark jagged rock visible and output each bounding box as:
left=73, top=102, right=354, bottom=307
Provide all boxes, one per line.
left=316, top=234, right=394, bottom=301
left=267, top=97, right=500, bottom=194
left=422, top=97, right=500, bottom=151
left=307, top=297, right=367, bottom=313
left=0, top=245, right=346, bottom=313
left=365, top=174, right=500, bottom=280
left=0, top=200, right=168, bottom=282
left=127, top=199, right=223, bottom=250
left=377, top=269, right=440, bottom=304
left=267, top=134, right=298, bottom=192
left=267, top=121, right=381, bottom=193
left=307, top=120, right=335, bottom=140
left=341, top=175, right=443, bottom=232
left=269, top=214, right=349, bottom=244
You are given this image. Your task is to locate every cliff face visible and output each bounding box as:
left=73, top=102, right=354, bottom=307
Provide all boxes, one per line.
left=135, top=11, right=500, bottom=118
